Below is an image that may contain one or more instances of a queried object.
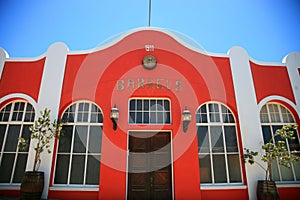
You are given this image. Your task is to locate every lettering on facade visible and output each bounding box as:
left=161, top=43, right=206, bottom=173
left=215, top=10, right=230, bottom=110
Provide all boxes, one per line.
left=145, top=44, right=155, bottom=52
left=116, top=78, right=182, bottom=92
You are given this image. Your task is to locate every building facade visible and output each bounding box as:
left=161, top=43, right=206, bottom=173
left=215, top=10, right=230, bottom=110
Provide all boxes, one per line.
left=0, top=28, right=299, bottom=200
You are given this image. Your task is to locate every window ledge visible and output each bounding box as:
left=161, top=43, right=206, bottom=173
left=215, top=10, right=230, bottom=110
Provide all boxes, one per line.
left=201, top=184, right=247, bottom=190
left=50, top=186, right=99, bottom=191
left=276, top=183, right=300, bottom=188
left=0, top=184, right=20, bottom=190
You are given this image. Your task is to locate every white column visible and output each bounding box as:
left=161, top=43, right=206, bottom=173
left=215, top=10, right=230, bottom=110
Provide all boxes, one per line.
left=26, top=42, right=68, bottom=199
left=0, top=48, right=8, bottom=79
left=284, top=52, right=300, bottom=115
left=228, top=47, right=265, bottom=200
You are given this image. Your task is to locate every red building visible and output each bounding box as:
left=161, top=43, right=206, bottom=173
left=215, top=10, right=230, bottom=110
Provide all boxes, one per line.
left=0, top=28, right=299, bottom=199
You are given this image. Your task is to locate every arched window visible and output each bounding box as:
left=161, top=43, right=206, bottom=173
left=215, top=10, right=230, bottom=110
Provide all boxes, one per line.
left=54, top=101, right=103, bottom=186
left=196, top=102, right=242, bottom=184
left=0, top=101, right=35, bottom=184
left=260, top=103, right=300, bottom=182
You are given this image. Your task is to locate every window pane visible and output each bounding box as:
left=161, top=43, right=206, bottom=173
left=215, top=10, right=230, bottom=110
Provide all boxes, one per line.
left=0, top=153, right=14, bottom=183
left=58, top=125, right=73, bottom=153
left=269, top=104, right=281, bottom=122
left=293, top=162, right=300, bottom=181
left=13, top=154, right=28, bottom=183
left=73, top=126, right=87, bottom=153
left=0, top=124, right=6, bottom=150
left=165, top=112, right=171, bottom=124
left=262, top=126, right=272, bottom=144
left=164, top=100, right=170, bottom=110
left=70, top=155, right=85, bottom=184
left=227, top=154, right=242, bottom=182
left=280, top=164, right=294, bottom=181
left=199, top=154, right=212, bottom=183
left=157, top=100, right=163, bottom=111
left=224, top=126, right=238, bottom=152
left=288, top=131, right=300, bottom=151
left=129, top=100, right=136, bottom=110
left=150, top=100, right=156, bottom=111
left=137, top=100, right=142, bottom=111
left=20, top=125, right=31, bottom=152
left=24, top=104, right=35, bottom=122
left=150, top=112, right=156, bottom=123
left=143, top=112, right=149, bottom=123
left=281, top=106, right=294, bottom=123
left=271, top=160, right=280, bottom=181
left=129, top=112, right=135, bottom=123
left=86, top=155, right=100, bottom=185
left=0, top=103, right=11, bottom=122
left=197, top=126, right=209, bottom=153
left=157, top=112, right=164, bottom=123
left=54, top=155, right=70, bottom=184
left=209, top=104, right=220, bottom=122
left=260, top=106, right=269, bottom=123
left=144, top=100, right=149, bottom=110
left=213, top=155, right=227, bottom=183
left=136, top=112, right=142, bottom=123
left=4, top=125, right=20, bottom=152
left=210, top=126, right=224, bottom=153
left=89, top=126, right=102, bottom=153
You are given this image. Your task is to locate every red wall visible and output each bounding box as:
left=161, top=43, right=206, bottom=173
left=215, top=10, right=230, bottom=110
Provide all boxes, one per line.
left=250, top=61, right=295, bottom=104
left=0, top=58, right=45, bottom=101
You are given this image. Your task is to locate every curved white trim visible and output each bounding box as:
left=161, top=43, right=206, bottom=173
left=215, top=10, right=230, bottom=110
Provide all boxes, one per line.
left=0, top=93, right=37, bottom=108
left=227, top=46, right=288, bottom=67
left=257, top=95, right=299, bottom=118
left=60, top=100, right=104, bottom=119
left=68, top=27, right=227, bottom=57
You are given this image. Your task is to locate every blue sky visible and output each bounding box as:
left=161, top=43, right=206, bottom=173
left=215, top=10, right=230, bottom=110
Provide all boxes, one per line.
left=0, top=0, right=299, bottom=62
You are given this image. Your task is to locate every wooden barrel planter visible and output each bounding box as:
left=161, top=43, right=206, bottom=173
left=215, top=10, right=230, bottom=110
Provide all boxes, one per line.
left=20, top=171, right=44, bottom=200
left=257, top=180, right=280, bottom=200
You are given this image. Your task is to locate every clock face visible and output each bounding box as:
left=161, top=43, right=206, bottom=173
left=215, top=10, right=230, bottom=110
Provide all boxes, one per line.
left=142, top=55, right=157, bottom=70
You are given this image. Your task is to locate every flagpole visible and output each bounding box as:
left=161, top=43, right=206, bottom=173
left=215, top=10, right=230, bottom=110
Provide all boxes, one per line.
left=148, top=0, right=152, bottom=27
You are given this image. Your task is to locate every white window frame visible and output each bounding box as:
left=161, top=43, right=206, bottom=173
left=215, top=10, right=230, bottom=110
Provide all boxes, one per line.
left=196, top=102, right=243, bottom=185
left=260, top=103, right=300, bottom=182
left=53, top=101, right=103, bottom=187
left=0, top=101, right=35, bottom=185
left=128, top=98, right=172, bottom=124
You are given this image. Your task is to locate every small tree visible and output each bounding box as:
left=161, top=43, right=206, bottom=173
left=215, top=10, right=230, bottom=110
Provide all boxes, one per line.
left=243, top=124, right=300, bottom=181
left=18, top=108, right=64, bottom=172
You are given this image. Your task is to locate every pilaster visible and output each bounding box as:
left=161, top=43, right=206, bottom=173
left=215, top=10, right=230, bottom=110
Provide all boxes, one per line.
left=228, top=46, right=264, bottom=200
left=26, top=42, right=68, bottom=199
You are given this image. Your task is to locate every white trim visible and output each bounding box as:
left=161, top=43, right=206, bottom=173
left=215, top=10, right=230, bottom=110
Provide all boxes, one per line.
left=49, top=186, right=98, bottom=191
left=258, top=96, right=298, bottom=118
left=0, top=93, right=37, bottom=108
left=200, top=184, right=247, bottom=190
left=68, top=27, right=227, bottom=58
left=126, top=130, right=174, bottom=200
left=276, top=183, right=300, bottom=188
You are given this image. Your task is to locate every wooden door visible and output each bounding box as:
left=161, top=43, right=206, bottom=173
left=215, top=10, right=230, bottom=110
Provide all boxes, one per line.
left=128, top=132, right=172, bottom=200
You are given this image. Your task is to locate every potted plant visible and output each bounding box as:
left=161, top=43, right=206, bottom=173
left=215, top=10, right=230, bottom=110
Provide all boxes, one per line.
left=18, top=108, right=64, bottom=200
left=243, top=124, right=300, bottom=200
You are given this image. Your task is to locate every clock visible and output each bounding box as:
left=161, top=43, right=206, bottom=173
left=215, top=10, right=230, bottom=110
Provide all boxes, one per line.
left=142, top=55, right=157, bottom=70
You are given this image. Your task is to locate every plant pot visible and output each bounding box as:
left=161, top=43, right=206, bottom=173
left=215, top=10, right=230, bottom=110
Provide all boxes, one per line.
left=20, top=171, right=44, bottom=200
left=257, top=180, right=280, bottom=200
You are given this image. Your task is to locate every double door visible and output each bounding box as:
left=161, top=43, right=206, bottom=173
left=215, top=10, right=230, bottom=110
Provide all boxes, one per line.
left=127, top=132, right=172, bottom=200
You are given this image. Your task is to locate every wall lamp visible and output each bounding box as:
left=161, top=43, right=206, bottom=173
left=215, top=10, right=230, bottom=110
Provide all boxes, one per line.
left=182, top=107, right=192, bottom=133
left=110, top=104, right=119, bottom=130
